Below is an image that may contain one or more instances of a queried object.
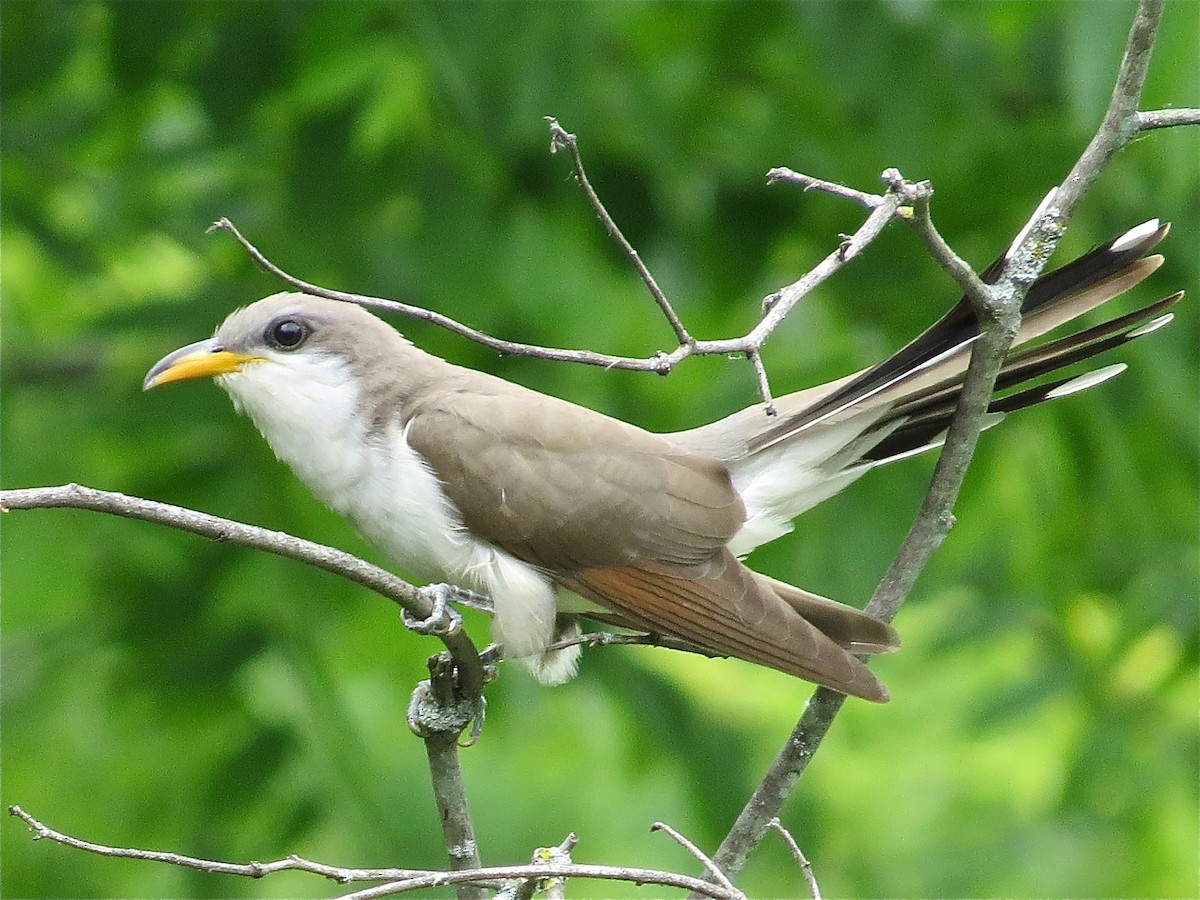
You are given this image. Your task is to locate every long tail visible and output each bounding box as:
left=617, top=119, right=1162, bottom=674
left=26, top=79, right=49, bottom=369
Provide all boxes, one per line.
left=671, top=215, right=1180, bottom=556
left=748, top=218, right=1174, bottom=454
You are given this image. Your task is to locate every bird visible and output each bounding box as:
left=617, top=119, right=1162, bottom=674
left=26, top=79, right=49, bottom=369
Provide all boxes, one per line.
left=144, top=218, right=1179, bottom=703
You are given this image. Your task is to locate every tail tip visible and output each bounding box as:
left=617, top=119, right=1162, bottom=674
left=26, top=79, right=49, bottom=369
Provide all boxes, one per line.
left=1111, top=218, right=1166, bottom=252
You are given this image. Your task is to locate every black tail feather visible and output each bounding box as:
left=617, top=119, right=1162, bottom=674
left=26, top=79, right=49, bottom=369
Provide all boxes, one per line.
left=864, top=291, right=1181, bottom=463
left=748, top=218, right=1170, bottom=453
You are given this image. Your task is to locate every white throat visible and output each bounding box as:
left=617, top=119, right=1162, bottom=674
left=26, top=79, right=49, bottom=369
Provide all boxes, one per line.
left=217, top=351, right=464, bottom=581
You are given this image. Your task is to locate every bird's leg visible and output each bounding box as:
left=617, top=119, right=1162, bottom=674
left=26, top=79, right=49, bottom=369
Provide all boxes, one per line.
left=439, top=586, right=494, bottom=614
left=403, top=583, right=468, bottom=636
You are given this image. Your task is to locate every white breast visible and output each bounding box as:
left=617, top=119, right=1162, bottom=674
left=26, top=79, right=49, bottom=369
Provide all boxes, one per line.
left=216, top=351, right=567, bottom=677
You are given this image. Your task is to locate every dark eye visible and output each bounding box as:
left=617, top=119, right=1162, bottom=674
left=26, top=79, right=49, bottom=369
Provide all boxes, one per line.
left=267, top=318, right=308, bottom=350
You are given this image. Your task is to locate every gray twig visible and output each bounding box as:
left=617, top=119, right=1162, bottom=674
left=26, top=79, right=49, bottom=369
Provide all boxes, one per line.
left=1052, top=0, right=1164, bottom=221
left=7, top=805, right=439, bottom=884
left=766, top=167, right=885, bottom=210
left=334, top=861, right=743, bottom=900
left=411, top=657, right=486, bottom=900
left=1136, top=107, right=1200, bottom=130
left=208, top=216, right=654, bottom=372
left=546, top=116, right=692, bottom=346
left=8, top=806, right=740, bottom=900
left=766, top=819, right=821, bottom=900
left=746, top=349, right=777, bottom=416
left=749, top=181, right=905, bottom=347
left=212, top=147, right=914, bottom=410
left=0, top=484, right=487, bottom=700
left=652, top=822, right=742, bottom=897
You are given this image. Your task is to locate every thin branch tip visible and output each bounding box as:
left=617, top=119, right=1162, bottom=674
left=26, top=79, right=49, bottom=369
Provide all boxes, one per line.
left=1136, top=107, right=1200, bottom=131
left=544, top=117, right=575, bottom=153
left=652, top=821, right=739, bottom=896
left=766, top=820, right=821, bottom=900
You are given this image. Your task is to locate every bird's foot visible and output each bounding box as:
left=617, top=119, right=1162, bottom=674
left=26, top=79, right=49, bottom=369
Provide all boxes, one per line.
left=404, top=583, right=466, bottom=636
left=407, top=652, right=487, bottom=745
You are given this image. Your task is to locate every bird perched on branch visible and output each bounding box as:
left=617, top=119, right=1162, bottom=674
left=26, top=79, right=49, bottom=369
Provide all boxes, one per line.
left=145, top=219, right=1178, bottom=702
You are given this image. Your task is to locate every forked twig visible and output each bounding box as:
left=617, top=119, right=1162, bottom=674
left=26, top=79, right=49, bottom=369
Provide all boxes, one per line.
left=211, top=149, right=925, bottom=409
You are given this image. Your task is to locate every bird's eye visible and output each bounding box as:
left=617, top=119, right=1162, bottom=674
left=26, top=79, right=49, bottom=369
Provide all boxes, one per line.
left=267, top=318, right=308, bottom=350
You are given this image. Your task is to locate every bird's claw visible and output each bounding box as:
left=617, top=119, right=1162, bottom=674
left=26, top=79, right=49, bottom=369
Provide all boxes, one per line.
left=406, top=661, right=487, bottom=745
left=403, top=584, right=465, bottom=636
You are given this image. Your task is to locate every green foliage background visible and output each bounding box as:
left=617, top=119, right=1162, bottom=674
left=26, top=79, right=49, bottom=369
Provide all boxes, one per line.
left=2, top=3, right=1196, bottom=897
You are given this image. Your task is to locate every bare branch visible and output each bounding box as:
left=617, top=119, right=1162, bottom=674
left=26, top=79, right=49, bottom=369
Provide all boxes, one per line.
left=212, top=162, right=919, bottom=409
left=9, top=806, right=740, bottom=900
left=334, top=863, right=743, bottom=900
left=7, top=805, right=440, bottom=884
left=420, top=735, right=484, bottom=898
left=652, top=822, right=741, bottom=898
left=766, top=819, right=821, bottom=900
left=902, top=187, right=997, bottom=315
left=208, top=217, right=670, bottom=373
left=766, top=167, right=885, bottom=211
left=1136, top=107, right=1200, bottom=130
left=1054, top=0, right=1165, bottom=220
left=746, top=349, right=777, bottom=416
left=749, top=177, right=906, bottom=345
left=0, top=484, right=487, bottom=700
left=546, top=117, right=692, bottom=346
left=702, top=0, right=1183, bottom=889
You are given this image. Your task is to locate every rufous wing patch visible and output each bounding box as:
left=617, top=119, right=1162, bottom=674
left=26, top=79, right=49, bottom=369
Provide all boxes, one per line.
left=562, top=553, right=889, bottom=702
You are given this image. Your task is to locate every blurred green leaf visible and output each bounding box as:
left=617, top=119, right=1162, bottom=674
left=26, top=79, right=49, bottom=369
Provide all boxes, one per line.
left=3, top=3, right=1196, bottom=899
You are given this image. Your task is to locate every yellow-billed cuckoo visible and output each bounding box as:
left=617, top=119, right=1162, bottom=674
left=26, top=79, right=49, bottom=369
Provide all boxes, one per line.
left=144, top=219, right=1178, bottom=702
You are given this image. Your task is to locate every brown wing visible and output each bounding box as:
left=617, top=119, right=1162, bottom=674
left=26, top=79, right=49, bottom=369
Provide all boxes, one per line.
left=404, top=368, right=892, bottom=701
left=403, top=371, right=745, bottom=571
left=561, top=553, right=891, bottom=702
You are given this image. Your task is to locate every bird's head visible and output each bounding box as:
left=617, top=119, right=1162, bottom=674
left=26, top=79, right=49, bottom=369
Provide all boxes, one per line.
left=144, top=292, right=395, bottom=389
left=144, top=292, right=427, bottom=442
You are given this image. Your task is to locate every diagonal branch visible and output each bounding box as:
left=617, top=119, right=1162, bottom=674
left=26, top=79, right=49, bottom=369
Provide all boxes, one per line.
left=546, top=116, right=692, bottom=346
left=208, top=217, right=663, bottom=372
left=766, top=819, right=821, bottom=900
left=651, top=821, right=739, bottom=896
left=1053, top=0, right=1164, bottom=220
left=699, top=0, right=1184, bottom=889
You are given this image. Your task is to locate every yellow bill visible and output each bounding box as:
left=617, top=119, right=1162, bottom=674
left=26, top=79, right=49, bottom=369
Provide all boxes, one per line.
left=143, top=338, right=260, bottom=390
